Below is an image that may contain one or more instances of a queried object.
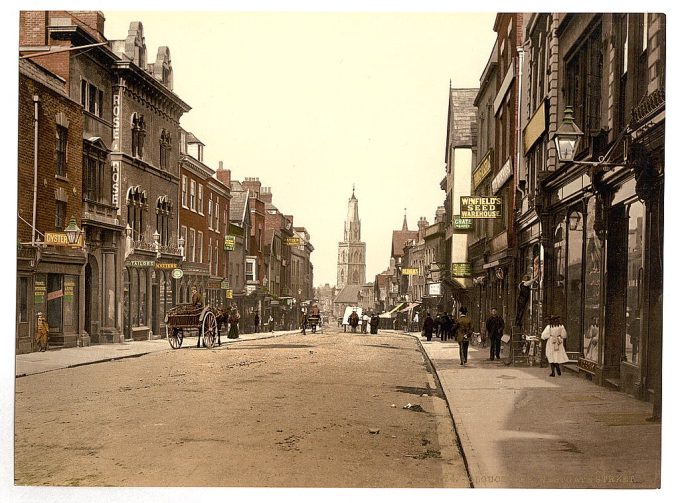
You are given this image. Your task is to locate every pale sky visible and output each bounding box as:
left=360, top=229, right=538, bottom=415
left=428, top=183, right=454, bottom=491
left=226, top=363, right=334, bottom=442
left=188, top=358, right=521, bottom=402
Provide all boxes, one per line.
left=102, top=10, right=497, bottom=286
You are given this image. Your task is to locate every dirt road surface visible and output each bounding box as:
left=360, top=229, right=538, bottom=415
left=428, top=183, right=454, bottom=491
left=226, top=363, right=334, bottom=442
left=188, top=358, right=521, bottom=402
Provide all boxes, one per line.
left=15, top=329, right=469, bottom=487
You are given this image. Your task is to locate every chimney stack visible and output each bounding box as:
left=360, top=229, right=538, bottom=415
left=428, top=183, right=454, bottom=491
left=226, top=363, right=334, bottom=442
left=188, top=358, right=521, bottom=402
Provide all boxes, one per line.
left=215, top=161, right=231, bottom=187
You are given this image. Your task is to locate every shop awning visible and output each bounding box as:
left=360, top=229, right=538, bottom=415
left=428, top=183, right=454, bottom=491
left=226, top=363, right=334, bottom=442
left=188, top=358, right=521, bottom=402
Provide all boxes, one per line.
left=379, top=302, right=406, bottom=318
left=399, top=302, right=420, bottom=313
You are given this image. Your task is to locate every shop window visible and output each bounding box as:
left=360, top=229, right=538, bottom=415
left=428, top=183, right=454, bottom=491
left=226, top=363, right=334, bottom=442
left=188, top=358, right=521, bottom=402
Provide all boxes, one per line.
left=552, top=212, right=567, bottom=319
left=19, top=277, right=28, bottom=323
left=624, top=200, right=645, bottom=366
left=130, top=269, right=139, bottom=326
left=583, top=197, right=602, bottom=362
left=566, top=208, right=584, bottom=353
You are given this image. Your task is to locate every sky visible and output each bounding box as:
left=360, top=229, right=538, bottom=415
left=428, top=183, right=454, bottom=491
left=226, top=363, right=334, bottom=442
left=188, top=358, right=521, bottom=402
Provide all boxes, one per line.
left=102, top=10, right=497, bottom=287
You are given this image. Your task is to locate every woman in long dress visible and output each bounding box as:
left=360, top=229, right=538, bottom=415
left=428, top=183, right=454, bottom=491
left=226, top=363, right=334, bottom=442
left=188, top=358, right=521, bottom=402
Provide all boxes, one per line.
left=541, top=315, right=569, bottom=376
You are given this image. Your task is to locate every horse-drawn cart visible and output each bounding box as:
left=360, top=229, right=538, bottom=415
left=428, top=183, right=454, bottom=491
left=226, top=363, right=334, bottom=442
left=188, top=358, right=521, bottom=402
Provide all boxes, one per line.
left=165, top=304, right=220, bottom=349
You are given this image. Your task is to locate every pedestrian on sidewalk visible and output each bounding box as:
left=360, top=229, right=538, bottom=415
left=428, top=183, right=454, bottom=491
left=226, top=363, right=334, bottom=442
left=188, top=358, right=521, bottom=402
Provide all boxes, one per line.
left=486, top=307, right=505, bottom=360
left=541, top=315, right=568, bottom=376
left=434, top=312, right=442, bottom=338
left=254, top=312, right=260, bottom=333
left=440, top=312, right=451, bottom=341
left=301, top=312, right=308, bottom=335
left=455, top=307, right=473, bottom=365
left=228, top=308, right=241, bottom=339
left=412, top=312, right=419, bottom=333
left=422, top=312, right=434, bottom=341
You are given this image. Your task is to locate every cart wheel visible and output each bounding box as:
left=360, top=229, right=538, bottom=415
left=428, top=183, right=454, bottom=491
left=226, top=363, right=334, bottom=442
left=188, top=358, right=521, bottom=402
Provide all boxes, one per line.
left=202, top=311, right=217, bottom=349
left=169, top=327, right=183, bottom=349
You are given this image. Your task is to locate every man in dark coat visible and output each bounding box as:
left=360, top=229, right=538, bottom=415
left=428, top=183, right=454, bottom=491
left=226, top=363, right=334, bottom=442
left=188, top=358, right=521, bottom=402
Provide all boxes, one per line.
left=423, top=313, right=435, bottom=341
left=455, top=307, right=473, bottom=365
left=486, top=307, right=505, bottom=360
left=441, top=313, right=451, bottom=341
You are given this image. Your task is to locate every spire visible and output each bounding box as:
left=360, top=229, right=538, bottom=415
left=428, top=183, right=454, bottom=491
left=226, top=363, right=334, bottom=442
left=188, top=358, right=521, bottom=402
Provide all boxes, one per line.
left=350, top=184, right=356, bottom=201
left=402, top=208, right=408, bottom=231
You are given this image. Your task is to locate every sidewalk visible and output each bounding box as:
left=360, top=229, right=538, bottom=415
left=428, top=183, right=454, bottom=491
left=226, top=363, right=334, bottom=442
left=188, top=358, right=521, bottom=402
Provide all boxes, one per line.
left=410, top=333, right=661, bottom=489
left=15, top=330, right=300, bottom=378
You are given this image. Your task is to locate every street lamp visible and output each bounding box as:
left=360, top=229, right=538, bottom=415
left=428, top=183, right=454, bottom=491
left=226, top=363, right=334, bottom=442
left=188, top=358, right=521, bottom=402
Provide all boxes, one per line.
left=64, top=216, right=81, bottom=245
left=554, top=106, right=583, bottom=162
left=554, top=107, right=631, bottom=169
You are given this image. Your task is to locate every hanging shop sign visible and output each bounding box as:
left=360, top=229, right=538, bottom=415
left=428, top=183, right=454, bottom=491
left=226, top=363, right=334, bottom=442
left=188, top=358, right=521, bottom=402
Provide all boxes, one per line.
left=171, top=268, right=184, bottom=279
left=427, top=282, right=442, bottom=297
left=401, top=268, right=419, bottom=275
left=451, top=262, right=472, bottom=277
left=224, top=235, right=236, bottom=251
left=221, top=280, right=230, bottom=289
left=460, top=196, right=502, bottom=219
left=284, top=237, right=301, bottom=246
left=225, top=289, right=233, bottom=299
left=453, top=215, right=474, bottom=231
left=473, top=150, right=493, bottom=189
left=155, top=262, right=178, bottom=270
left=125, top=260, right=155, bottom=268
left=492, top=158, right=513, bottom=194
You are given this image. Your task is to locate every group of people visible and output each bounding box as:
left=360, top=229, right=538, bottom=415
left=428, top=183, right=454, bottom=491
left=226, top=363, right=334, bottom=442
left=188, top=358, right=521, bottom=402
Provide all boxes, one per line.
left=418, top=305, right=570, bottom=377
left=421, top=307, right=473, bottom=365
left=342, top=310, right=381, bottom=334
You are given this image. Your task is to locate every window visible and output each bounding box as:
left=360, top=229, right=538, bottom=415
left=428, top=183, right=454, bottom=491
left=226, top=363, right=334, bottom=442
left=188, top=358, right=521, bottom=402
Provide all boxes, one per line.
left=126, top=187, right=146, bottom=241
left=88, top=83, right=97, bottom=114
left=181, top=176, right=188, bottom=207
left=246, top=260, right=255, bottom=282
left=55, top=201, right=66, bottom=229
left=156, top=197, right=171, bottom=246
left=197, top=185, right=204, bottom=214
left=190, top=180, right=196, bottom=211
left=188, top=228, right=196, bottom=262
left=181, top=225, right=187, bottom=254
left=208, top=196, right=213, bottom=229
left=83, top=146, right=106, bottom=203
left=80, top=80, right=104, bottom=117
left=208, top=238, right=213, bottom=274
left=56, top=125, right=67, bottom=176
left=215, top=201, right=220, bottom=232
left=565, top=22, right=602, bottom=155
left=215, top=241, right=219, bottom=275
left=131, top=113, right=146, bottom=158
left=197, top=231, right=203, bottom=263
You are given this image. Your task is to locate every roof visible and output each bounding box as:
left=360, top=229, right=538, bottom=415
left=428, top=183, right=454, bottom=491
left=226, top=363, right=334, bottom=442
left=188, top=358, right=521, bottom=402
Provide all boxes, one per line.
left=229, top=190, right=249, bottom=224
left=230, top=180, right=244, bottom=191
left=391, top=229, right=418, bottom=258
left=448, top=88, right=479, bottom=149
left=333, top=285, right=363, bottom=304
left=185, top=131, right=204, bottom=145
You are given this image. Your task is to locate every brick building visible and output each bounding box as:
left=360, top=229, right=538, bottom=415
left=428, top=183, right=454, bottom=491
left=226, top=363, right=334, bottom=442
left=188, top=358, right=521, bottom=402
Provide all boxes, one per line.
left=177, top=131, right=231, bottom=314
left=17, top=59, right=85, bottom=352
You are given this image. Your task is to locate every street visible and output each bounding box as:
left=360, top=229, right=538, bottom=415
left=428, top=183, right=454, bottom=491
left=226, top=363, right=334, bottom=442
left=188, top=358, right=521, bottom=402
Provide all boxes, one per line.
left=14, top=327, right=468, bottom=487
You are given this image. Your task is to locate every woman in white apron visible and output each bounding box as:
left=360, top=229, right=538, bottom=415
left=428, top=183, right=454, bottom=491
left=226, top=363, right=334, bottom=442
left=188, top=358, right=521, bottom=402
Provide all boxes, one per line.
left=541, top=315, right=569, bottom=376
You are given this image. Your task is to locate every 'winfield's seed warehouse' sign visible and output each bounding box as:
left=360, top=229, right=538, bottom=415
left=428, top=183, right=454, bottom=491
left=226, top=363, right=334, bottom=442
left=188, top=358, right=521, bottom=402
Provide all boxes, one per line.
left=460, top=196, right=502, bottom=219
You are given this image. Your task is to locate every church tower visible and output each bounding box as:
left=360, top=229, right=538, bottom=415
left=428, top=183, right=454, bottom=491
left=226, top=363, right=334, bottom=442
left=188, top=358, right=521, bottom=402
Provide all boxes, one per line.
left=337, top=186, right=366, bottom=289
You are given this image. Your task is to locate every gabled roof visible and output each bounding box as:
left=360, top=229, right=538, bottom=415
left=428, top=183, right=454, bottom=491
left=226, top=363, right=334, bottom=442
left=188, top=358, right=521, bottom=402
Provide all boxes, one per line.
left=391, top=229, right=418, bottom=258
left=333, top=285, right=362, bottom=304
left=229, top=189, right=249, bottom=225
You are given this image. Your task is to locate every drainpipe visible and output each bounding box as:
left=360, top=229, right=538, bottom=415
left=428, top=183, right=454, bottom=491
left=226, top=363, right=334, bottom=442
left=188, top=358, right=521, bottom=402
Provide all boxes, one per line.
left=32, top=95, right=40, bottom=245
left=516, top=47, right=526, bottom=201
